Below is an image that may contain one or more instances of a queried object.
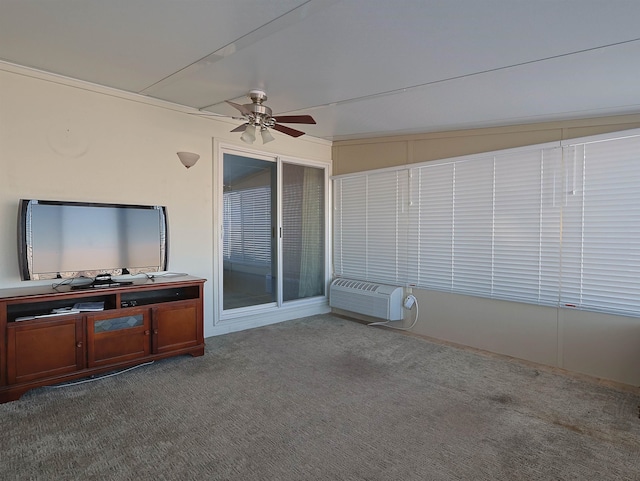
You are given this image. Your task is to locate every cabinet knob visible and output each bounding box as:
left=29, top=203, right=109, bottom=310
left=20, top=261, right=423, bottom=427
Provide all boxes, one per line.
left=76, top=341, right=82, bottom=348
left=144, top=330, right=150, bottom=336
left=154, top=329, right=159, bottom=334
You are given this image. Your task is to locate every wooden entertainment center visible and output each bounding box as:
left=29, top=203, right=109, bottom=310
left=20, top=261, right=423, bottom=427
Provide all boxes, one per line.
left=0, top=275, right=205, bottom=403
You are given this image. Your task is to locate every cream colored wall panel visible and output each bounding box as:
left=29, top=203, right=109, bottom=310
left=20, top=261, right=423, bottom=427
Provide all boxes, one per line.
left=333, top=114, right=640, bottom=175
left=333, top=141, right=407, bottom=175
left=560, top=309, right=640, bottom=386
left=410, top=129, right=560, bottom=164
left=564, top=121, right=640, bottom=142
left=333, top=289, right=640, bottom=386
left=409, top=290, right=558, bottom=367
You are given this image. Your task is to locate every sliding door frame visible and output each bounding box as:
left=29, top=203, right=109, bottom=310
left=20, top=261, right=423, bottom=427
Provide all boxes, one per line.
left=212, top=141, right=332, bottom=333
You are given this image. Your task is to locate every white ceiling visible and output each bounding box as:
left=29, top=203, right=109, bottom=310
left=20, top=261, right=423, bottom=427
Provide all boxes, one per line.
left=2, top=0, right=640, bottom=141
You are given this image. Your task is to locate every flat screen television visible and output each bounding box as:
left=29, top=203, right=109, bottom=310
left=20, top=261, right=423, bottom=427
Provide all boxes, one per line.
left=18, top=199, right=168, bottom=283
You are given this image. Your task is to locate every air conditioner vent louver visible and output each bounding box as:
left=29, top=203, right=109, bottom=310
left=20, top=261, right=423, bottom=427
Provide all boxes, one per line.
left=332, top=279, right=380, bottom=292
left=329, top=278, right=403, bottom=321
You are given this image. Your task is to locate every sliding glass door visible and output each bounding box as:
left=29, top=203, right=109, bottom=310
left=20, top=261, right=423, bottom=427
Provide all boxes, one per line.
left=221, top=152, right=326, bottom=313
left=282, top=162, right=325, bottom=302
left=222, top=154, right=277, bottom=310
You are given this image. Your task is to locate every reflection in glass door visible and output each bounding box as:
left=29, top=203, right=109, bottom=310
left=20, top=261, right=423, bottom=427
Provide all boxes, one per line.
left=222, top=154, right=277, bottom=310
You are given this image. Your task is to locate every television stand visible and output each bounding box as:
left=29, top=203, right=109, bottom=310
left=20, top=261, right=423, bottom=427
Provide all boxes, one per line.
left=0, top=275, right=206, bottom=403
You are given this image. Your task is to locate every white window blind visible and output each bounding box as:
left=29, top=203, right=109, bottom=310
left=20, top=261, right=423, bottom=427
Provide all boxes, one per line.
left=407, top=163, right=454, bottom=289
left=333, top=130, right=640, bottom=317
left=407, top=147, right=561, bottom=305
left=334, top=170, right=409, bottom=285
left=492, top=148, right=562, bottom=305
left=334, top=176, right=367, bottom=280
left=560, top=135, right=640, bottom=316
left=450, top=156, right=494, bottom=297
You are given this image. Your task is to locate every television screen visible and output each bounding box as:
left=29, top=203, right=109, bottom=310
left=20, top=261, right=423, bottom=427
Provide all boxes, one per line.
left=18, top=200, right=168, bottom=281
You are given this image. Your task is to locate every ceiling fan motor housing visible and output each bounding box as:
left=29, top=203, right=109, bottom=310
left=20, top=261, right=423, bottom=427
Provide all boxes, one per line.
left=249, top=89, right=267, bottom=103
left=245, top=90, right=272, bottom=126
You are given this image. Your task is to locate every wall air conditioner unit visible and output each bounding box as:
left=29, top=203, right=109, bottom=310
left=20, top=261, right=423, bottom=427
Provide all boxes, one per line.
left=329, top=278, right=403, bottom=321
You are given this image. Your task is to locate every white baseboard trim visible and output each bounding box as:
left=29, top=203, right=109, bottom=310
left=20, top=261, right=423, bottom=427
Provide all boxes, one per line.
left=207, top=301, right=331, bottom=337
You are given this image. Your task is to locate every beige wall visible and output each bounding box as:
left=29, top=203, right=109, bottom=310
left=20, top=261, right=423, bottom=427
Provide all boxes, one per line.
left=338, top=288, right=640, bottom=386
left=332, top=116, right=640, bottom=387
left=407, top=291, right=640, bottom=386
left=332, top=115, right=640, bottom=175
left=0, top=64, right=332, bottom=338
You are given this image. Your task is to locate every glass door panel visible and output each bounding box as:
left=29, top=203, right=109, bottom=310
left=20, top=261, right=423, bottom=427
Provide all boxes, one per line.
left=222, top=154, right=277, bottom=310
left=282, top=163, right=325, bottom=302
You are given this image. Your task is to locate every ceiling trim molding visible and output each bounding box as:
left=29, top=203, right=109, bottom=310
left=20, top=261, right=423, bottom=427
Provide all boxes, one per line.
left=0, top=60, right=203, bottom=114
left=0, top=60, right=331, bottom=147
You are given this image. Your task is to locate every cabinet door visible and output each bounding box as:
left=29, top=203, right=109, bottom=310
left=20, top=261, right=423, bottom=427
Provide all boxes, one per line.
left=6, top=317, right=84, bottom=384
left=86, top=309, right=150, bottom=368
left=151, top=300, right=203, bottom=354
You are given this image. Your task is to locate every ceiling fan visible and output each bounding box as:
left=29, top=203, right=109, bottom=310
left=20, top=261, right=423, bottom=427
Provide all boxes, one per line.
left=225, top=90, right=316, bottom=144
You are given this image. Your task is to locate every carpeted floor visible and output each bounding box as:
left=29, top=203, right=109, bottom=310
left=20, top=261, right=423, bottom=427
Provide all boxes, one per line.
left=1, top=314, right=639, bottom=480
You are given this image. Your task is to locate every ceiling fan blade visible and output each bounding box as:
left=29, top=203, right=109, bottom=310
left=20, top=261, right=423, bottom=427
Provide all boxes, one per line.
left=272, top=115, right=316, bottom=124
left=272, top=124, right=306, bottom=138
left=226, top=100, right=252, bottom=117
left=230, top=123, right=248, bottom=133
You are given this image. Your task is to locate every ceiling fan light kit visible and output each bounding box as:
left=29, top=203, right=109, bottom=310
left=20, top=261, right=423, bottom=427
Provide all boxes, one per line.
left=260, top=127, right=275, bottom=144
left=240, top=124, right=256, bottom=144
left=226, top=90, right=316, bottom=144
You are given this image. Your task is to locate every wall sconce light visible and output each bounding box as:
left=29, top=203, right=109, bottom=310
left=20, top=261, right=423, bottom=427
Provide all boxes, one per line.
left=177, top=151, right=200, bottom=169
